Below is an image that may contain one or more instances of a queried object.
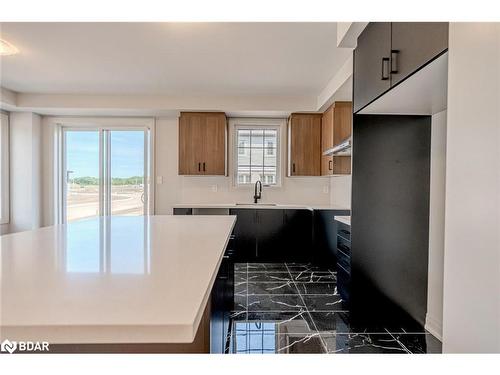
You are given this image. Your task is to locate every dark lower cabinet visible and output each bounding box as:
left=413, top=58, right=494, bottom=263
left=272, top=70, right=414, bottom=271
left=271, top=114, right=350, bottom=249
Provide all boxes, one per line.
left=229, top=208, right=313, bottom=262
left=283, top=209, right=313, bottom=262
left=312, top=209, right=351, bottom=264
left=210, top=240, right=235, bottom=353
left=229, top=209, right=258, bottom=261
left=336, top=220, right=351, bottom=305
left=173, top=207, right=192, bottom=215
left=256, top=209, right=285, bottom=261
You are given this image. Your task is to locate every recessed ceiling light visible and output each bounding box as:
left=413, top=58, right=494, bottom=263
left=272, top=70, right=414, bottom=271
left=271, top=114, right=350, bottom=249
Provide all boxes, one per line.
left=0, top=39, right=19, bottom=56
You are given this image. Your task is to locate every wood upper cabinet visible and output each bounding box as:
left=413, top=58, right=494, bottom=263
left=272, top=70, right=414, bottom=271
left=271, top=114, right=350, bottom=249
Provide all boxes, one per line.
left=288, top=113, right=322, bottom=176
left=321, top=105, right=334, bottom=176
left=179, top=112, right=227, bottom=175
left=321, top=102, right=352, bottom=176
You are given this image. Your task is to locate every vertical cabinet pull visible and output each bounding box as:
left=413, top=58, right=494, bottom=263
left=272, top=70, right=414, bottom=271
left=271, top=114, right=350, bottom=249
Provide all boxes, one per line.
left=292, top=163, right=296, bottom=174
left=381, top=57, right=390, bottom=80
left=391, top=50, right=399, bottom=74
left=203, top=162, right=206, bottom=172
left=329, top=160, right=333, bottom=171
left=198, top=162, right=201, bottom=172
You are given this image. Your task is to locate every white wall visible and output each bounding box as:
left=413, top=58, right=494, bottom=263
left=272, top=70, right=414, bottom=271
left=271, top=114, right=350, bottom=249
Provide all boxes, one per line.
left=330, top=175, right=351, bottom=209
left=442, top=23, right=500, bottom=353
left=8, top=112, right=42, bottom=233
left=154, top=117, right=331, bottom=214
left=426, top=109, right=447, bottom=340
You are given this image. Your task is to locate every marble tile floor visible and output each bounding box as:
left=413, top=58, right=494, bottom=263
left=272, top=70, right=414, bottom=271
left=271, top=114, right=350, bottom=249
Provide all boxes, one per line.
left=228, top=262, right=441, bottom=354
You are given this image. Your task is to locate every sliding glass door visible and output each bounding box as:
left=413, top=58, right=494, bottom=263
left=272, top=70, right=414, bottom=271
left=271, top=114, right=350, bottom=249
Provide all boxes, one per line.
left=65, top=130, right=101, bottom=222
left=63, top=128, right=150, bottom=222
left=109, top=130, right=146, bottom=216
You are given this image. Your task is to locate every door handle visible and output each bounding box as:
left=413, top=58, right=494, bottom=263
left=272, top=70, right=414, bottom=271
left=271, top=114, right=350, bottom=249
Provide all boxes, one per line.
left=203, top=162, right=206, bottom=172
left=329, top=160, right=333, bottom=171
left=391, top=50, right=399, bottom=74
left=198, top=162, right=201, bottom=172
left=381, top=57, right=390, bottom=80
left=292, top=163, right=296, bottom=174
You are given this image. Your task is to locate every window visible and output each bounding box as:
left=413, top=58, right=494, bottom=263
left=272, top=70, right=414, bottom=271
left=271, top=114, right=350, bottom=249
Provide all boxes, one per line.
left=234, top=124, right=280, bottom=186
left=0, top=112, right=9, bottom=224
left=63, top=128, right=150, bottom=222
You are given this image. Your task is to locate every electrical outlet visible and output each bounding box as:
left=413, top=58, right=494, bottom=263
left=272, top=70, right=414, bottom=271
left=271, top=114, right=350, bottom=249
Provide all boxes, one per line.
left=157, top=176, right=163, bottom=184
left=211, top=185, right=218, bottom=193
left=323, top=185, right=329, bottom=194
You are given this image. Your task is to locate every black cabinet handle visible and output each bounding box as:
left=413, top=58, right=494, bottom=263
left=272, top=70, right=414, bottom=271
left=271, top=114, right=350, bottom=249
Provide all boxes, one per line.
left=381, top=57, right=390, bottom=80
left=391, top=50, right=399, bottom=74
left=329, top=160, right=333, bottom=171
left=292, top=163, right=296, bottom=174
left=203, top=162, right=206, bottom=172
left=198, top=162, right=201, bottom=172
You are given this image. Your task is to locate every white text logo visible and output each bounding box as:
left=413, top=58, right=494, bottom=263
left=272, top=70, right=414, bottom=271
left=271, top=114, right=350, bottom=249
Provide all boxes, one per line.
left=1, top=339, right=49, bottom=354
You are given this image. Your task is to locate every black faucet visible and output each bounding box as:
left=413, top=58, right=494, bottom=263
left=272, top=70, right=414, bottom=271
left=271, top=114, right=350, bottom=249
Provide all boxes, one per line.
left=254, top=180, right=262, bottom=204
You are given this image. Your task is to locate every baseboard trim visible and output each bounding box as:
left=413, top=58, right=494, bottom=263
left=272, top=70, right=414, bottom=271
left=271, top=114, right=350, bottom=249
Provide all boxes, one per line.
left=425, top=313, right=443, bottom=342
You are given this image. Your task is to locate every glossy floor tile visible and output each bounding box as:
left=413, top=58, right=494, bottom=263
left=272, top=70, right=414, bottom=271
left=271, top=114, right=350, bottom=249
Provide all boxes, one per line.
left=228, top=262, right=442, bottom=354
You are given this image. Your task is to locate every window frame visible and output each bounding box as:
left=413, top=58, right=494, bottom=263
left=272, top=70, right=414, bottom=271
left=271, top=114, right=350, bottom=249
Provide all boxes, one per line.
left=47, top=117, right=155, bottom=224
left=230, top=118, right=283, bottom=188
left=0, top=112, right=9, bottom=225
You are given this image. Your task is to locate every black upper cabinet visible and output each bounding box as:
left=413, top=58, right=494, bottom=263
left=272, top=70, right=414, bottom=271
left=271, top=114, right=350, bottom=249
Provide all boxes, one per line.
left=390, top=23, right=448, bottom=86
left=353, top=22, right=392, bottom=113
left=353, top=22, right=449, bottom=113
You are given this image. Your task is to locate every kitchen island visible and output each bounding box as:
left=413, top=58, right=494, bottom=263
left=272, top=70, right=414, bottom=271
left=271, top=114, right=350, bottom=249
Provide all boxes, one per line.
left=0, top=215, right=236, bottom=353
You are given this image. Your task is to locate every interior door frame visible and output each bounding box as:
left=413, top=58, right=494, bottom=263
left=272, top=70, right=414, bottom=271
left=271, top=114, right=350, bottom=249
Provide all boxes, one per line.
left=57, top=118, right=155, bottom=224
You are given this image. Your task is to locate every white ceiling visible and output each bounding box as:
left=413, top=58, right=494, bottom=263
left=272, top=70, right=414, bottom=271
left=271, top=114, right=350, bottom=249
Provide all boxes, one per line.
left=0, top=22, right=352, bottom=97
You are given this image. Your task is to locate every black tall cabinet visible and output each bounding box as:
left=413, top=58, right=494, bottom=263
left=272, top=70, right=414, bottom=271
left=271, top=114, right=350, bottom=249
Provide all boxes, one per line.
left=351, top=115, right=431, bottom=327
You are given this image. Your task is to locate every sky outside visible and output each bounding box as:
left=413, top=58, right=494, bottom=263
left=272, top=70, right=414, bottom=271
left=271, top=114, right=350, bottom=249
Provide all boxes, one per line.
left=66, top=130, right=145, bottom=178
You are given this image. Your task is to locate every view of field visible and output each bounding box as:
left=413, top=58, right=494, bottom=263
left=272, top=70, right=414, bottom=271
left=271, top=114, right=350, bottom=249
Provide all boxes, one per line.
left=67, top=179, right=144, bottom=222
left=65, top=130, right=147, bottom=222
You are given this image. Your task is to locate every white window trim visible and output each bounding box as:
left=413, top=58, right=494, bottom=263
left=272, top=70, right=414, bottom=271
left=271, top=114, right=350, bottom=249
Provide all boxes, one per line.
left=46, top=117, right=155, bottom=224
left=229, top=118, right=285, bottom=189
left=0, top=112, right=9, bottom=225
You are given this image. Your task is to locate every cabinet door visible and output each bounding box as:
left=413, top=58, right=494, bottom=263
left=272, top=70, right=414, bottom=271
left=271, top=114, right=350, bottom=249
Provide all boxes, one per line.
left=179, top=113, right=204, bottom=175
left=229, top=209, right=257, bottom=261
left=289, top=114, right=322, bottom=176
left=332, top=102, right=352, bottom=175
left=321, top=105, right=334, bottom=176
left=353, top=22, right=392, bottom=113
left=332, top=157, right=351, bottom=175
left=256, top=209, right=284, bottom=261
left=322, top=105, right=334, bottom=151
left=321, top=155, right=334, bottom=176
left=203, top=113, right=226, bottom=175
left=390, top=22, right=448, bottom=86
left=283, top=209, right=313, bottom=262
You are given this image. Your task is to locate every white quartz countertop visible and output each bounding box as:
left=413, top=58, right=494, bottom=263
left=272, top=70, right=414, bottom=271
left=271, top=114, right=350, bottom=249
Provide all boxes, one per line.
left=335, top=215, right=351, bottom=226
left=173, top=203, right=350, bottom=211
left=0, top=215, right=236, bottom=344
